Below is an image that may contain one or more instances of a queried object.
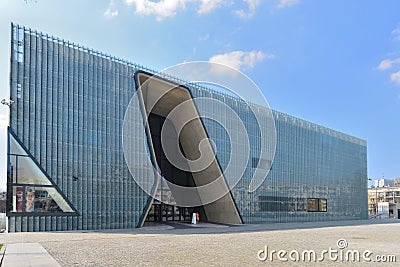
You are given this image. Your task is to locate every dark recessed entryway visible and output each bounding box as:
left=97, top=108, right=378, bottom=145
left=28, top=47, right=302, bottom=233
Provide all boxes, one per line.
left=136, top=72, right=242, bottom=226
left=144, top=113, right=206, bottom=223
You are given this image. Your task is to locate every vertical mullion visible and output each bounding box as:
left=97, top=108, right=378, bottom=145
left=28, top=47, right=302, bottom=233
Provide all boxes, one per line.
left=41, top=36, right=47, bottom=169
left=35, top=34, right=41, bottom=160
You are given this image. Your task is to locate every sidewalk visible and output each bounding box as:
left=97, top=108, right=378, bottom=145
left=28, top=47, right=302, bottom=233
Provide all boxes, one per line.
left=1, top=243, right=60, bottom=267
left=0, top=220, right=399, bottom=266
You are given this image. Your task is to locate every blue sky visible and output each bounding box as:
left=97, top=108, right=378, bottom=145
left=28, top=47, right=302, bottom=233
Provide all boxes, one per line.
left=1, top=0, right=400, bottom=190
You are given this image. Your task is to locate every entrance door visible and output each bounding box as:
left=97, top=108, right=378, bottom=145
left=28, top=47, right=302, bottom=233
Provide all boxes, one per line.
left=145, top=203, right=192, bottom=223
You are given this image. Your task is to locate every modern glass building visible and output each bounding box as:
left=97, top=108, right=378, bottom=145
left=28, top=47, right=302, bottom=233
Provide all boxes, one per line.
left=6, top=24, right=368, bottom=232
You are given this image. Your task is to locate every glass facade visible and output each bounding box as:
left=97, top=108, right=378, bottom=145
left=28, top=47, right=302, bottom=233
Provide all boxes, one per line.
left=7, top=24, right=150, bottom=231
left=190, top=91, right=368, bottom=224
left=7, top=23, right=368, bottom=232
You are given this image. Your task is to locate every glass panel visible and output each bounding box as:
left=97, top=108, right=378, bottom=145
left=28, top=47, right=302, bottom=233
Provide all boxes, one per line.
left=11, top=186, right=73, bottom=213
left=45, top=187, right=74, bottom=212
left=12, top=186, right=24, bottom=212
left=319, top=199, right=327, bottom=212
left=15, top=156, right=52, bottom=185
left=307, top=198, right=319, bottom=212
left=9, top=155, right=17, bottom=183
left=8, top=133, right=75, bottom=214
left=10, top=134, right=28, bottom=156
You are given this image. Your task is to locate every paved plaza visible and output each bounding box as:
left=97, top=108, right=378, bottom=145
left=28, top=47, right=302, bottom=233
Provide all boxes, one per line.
left=1, top=220, right=399, bottom=266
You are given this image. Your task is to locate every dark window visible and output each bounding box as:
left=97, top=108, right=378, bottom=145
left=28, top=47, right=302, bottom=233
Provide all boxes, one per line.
left=259, top=197, right=327, bottom=212
left=307, top=198, right=327, bottom=212
left=319, top=199, right=327, bottom=212
left=258, top=196, right=307, bottom=212
left=307, top=198, right=319, bottom=212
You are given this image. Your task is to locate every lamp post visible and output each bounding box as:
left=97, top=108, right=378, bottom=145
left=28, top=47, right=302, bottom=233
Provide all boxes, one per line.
left=1, top=98, right=13, bottom=128
left=2, top=98, right=13, bottom=221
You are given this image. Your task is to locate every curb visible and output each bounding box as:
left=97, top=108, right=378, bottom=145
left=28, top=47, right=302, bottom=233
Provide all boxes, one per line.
left=0, top=244, right=6, bottom=266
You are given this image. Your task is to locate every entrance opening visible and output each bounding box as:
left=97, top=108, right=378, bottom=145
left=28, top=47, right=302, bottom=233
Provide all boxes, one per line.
left=136, top=71, right=242, bottom=226
left=144, top=113, right=206, bottom=223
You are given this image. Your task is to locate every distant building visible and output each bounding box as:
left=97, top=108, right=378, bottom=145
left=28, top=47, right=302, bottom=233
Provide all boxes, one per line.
left=377, top=202, right=390, bottom=219
left=368, top=187, right=400, bottom=219
left=0, top=191, right=6, bottom=213
left=373, top=178, right=394, bottom=188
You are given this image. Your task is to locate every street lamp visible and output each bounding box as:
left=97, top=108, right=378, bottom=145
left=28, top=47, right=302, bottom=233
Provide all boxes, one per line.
left=1, top=99, right=13, bottom=129
left=1, top=99, right=14, bottom=107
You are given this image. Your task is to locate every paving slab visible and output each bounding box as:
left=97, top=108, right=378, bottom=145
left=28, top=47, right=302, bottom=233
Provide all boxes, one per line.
left=1, top=243, right=60, bottom=267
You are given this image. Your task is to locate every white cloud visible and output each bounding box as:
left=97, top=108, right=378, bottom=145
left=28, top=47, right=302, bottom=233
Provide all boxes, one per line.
left=234, top=0, right=260, bottom=19
left=104, top=0, right=119, bottom=18
left=104, top=9, right=119, bottom=18
left=121, top=0, right=299, bottom=21
left=234, top=10, right=248, bottom=19
left=197, top=0, right=225, bottom=14
left=125, top=0, right=187, bottom=21
left=392, top=26, right=400, bottom=41
left=277, top=0, right=299, bottom=8
left=125, top=0, right=226, bottom=21
left=209, top=50, right=274, bottom=71
left=378, top=59, right=394, bottom=70
left=392, top=28, right=400, bottom=35
left=377, top=58, right=400, bottom=70
left=199, top=33, right=209, bottom=41
left=381, top=26, right=400, bottom=93
left=390, top=71, right=400, bottom=84
left=245, top=0, right=260, bottom=10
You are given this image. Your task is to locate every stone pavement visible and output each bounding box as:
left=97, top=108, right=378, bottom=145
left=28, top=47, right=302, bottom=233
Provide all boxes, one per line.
left=0, top=219, right=399, bottom=266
